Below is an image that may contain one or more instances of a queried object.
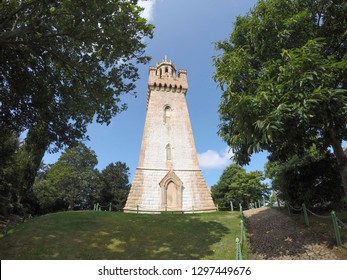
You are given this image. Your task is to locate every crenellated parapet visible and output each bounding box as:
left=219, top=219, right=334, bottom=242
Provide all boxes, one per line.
left=147, top=58, right=188, bottom=106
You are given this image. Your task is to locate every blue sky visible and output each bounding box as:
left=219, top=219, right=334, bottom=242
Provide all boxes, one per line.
left=43, top=0, right=268, bottom=187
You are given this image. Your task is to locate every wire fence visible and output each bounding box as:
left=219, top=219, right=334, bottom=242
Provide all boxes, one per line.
left=234, top=201, right=347, bottom=259
left=285, top=203, right=346, bottom=246
left=217, top=199, right=266, bottom=212
left=235, top=205, right=246, bottom=260
left=92, top=203, right=217, bottom=214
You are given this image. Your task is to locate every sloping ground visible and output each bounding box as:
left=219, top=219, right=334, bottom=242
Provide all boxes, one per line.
left=0, top=211, right=239, bottom=260
left=243, top=207, right=338, bottom=260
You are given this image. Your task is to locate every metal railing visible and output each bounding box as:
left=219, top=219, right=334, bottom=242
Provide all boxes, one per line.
left=286, top=203, right=346, bottom=246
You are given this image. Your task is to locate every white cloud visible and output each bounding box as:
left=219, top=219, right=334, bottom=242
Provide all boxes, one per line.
left=138, top=0, right=157, bottom=22
left=197, top=147, right=234, bottom=169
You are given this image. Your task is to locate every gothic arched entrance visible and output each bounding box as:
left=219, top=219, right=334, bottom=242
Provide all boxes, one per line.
left=159, top=170, right=183, bottom=211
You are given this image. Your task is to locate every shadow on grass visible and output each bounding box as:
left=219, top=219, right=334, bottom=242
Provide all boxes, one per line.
left=0, top=211, right=232, bottom=260
left=244, top=208, right=338, bottom=259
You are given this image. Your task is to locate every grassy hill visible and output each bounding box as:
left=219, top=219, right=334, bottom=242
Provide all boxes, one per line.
left=0, top=211, right=243, bottom=260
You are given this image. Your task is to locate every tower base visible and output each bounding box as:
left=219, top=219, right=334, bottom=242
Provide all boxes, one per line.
left=124, top=168, right=216, bottom=214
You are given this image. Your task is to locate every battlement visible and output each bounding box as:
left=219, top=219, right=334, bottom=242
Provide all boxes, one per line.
left=148, top=58, right=188, bottom=95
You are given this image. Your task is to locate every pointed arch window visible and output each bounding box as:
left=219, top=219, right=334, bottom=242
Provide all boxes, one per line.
left=166, top=144, right=171, bottom=160
left=164, top=106, right=171, bottom=124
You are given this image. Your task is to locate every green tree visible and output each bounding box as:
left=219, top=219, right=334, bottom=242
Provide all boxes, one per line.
left=213, top=0, right=347, bottom=198
left=32, top=163, right=58, bottom=214
left=211, top=164, right=269, bottom=210
left=265, top=151, right=344, bottom=208
left=99, top=162, right=130, bottom=211
left=0, top=129, right=20, bottom=216
left=0, top=0, right=153, bottom=210
left=34, top=142, right=100, bottom=212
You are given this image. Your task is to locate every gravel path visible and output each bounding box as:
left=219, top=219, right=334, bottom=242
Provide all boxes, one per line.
left=243, top=207, right=338, bottom=260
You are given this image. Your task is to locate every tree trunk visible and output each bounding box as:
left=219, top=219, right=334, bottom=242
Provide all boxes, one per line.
left=337, top=164, right=347, bottom=202
left=328, top=129, right=347, bottom=200
left=17, top=124, right=50, bottom=205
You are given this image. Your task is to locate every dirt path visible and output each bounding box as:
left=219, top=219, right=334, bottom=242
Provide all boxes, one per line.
left=243, top=207, right=337, bottom=259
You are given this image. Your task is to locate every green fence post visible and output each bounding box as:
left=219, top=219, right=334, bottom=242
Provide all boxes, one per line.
left=109, top=203, right=112, bottom=212
left=235, top=238, right=242, bottom=260
left=216, top=204, right=219, bottom=212
left=242, top=220, right=246, bottom=244
left=302, top=203, right=309, bottom=226
left=192, top=205, right=195, bottom=214
left=331, top=211, right=342, bottom=246
left=137, top=205, right=139, bottom=214
left=240, top=219, right=246, bottom=244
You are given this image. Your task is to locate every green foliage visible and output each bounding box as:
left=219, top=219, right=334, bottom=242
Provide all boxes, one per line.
left=0, top=129, right=20, bottom=216
left=213, top=0, right=347, bottom=198
left=265, top=152, right=344, bottom=208
left=1, top=0, right=154, bottom=141
left=99, top=162, right=131, bottom=211
left=0, top=0, right=154, bottom=214
left=212, top=164, right=269, bottom=209
left=33, top=142, right=100, bottom=213
left=33, top=146, right=132, bottom=214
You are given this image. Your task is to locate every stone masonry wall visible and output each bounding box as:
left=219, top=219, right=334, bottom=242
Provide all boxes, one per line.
left=124, top=59, right=215, bottom=213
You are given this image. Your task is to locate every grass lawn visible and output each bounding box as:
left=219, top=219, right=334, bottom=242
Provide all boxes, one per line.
left=0, top=211, right=243, bottom=260
left=274, top=207, right=347, bottom=259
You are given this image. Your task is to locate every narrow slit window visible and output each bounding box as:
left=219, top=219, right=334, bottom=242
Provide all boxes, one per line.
left=164, top=106, right=171, bottom=124
left=166, top=144, right=171, bottom=160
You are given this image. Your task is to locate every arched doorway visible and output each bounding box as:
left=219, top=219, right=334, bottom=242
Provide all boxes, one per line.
left=166, top=181, right=178, bottom=210
left=159, top=170, right=183, bottom=211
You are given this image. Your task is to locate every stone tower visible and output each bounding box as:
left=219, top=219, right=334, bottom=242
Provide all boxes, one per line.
left=124, top=58, right=215, bottom=213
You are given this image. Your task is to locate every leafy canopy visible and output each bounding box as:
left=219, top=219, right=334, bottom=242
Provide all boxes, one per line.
left=265, top=149, right=344, bottom=208
left=211, top=164, right=269, bottom=209
left=0, top=0, right=154, bottom=149
left=1, top=0, right=153, bottom=214
left=214, top=0, right=347, bottom=165
left=99, top=162, right=131, bottom=211
left=33, top=142, right=100, bottom=212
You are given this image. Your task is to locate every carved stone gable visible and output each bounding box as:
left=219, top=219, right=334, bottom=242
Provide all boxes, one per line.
left=159, top=170, right=183, bottom=211
left=159, top=170, right=183, bottom=188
